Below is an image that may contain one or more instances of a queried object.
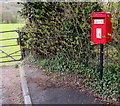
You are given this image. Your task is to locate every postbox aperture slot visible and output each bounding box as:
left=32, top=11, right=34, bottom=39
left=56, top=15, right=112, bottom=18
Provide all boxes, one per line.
left=92, top=17, right=105, bottom=19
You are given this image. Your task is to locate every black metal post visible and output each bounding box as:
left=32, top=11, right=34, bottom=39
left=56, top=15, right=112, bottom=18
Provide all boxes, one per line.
left=100, top=44, right=104, bottom=80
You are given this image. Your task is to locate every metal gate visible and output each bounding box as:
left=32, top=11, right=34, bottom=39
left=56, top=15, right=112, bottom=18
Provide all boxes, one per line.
left=0, top=30, right=23, bottom=63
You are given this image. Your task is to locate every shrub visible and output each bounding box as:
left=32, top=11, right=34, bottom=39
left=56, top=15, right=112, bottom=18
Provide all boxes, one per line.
left=19, top=2, right=119, bottom=103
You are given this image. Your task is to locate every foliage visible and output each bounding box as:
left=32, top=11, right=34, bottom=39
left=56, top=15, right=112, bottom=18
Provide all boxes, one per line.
left=19, top=2, right=102, bottom=64
left=103, top=2, right=120, bottom=69
left=14, top=62, right=20, bottom=68
left=18, top=2, right=119, bottom=103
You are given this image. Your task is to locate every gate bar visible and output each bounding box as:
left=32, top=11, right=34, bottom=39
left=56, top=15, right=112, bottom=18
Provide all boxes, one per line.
left=0, top=38, right=18, bottom=41
left=0, top=55, right=21, bottom=59
left=0, top=30, right=19, bottom=33
left=0, top=59, right=21, bottom=63
left=6, top=50, right=21, bottom=56
left=0, top=49, right=16, bottom=61
left=0, top=45, right=19, bottom=47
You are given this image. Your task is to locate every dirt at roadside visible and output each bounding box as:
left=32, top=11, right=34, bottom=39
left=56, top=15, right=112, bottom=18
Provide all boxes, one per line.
left=1, top=65, right=24, bottom=104
left=23, top=61, right=108, bottom=104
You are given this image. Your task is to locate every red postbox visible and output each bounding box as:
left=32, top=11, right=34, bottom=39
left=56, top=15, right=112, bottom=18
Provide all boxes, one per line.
left=91, top=12, right=112, bottom=44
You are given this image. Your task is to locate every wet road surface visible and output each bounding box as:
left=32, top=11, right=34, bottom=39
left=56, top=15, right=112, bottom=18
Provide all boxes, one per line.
left=25, top=65, right=103, bottom=104
left=29, top=85, right=97, bottom=104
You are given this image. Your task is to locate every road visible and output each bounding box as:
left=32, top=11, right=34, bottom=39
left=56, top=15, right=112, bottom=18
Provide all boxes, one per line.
left=25, top=64, right=104, bottom=104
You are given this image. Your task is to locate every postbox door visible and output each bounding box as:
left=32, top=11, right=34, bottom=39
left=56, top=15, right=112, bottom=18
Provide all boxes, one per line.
left=92, top=18, right=106, bottom=43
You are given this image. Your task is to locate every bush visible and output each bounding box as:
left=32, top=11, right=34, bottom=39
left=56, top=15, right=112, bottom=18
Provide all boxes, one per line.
left=19, top=2, right=102, bottom=59
left=19, top=2, right=119, bottom=103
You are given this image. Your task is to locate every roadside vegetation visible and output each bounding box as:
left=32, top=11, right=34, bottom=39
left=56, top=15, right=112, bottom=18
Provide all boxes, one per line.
left=19, top=2, right=119, bottom=104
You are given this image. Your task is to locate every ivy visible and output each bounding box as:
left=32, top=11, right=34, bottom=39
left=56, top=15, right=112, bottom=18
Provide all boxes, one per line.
left=18, top=2, right=119, bottom=103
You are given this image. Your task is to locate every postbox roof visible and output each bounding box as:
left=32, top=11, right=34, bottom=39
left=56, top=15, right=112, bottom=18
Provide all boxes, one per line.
left=92, top=12, right=111, bottom=17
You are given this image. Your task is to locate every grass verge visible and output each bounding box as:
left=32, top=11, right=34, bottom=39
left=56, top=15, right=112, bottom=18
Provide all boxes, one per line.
left=0, top=24, right=24, bottom=66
